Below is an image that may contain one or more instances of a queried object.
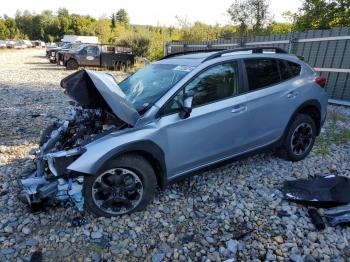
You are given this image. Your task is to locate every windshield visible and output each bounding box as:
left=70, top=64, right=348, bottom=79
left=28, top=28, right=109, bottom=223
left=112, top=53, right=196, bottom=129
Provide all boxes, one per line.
left=61, top=42, right=72, bottom=49
left=71, top=43, right=83, bottom=50
left=119, top=64, right=194, bottom=111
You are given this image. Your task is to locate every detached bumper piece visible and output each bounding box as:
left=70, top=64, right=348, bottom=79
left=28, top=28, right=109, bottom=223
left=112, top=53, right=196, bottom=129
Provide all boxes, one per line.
left=282, top=176, right=350, bottom=228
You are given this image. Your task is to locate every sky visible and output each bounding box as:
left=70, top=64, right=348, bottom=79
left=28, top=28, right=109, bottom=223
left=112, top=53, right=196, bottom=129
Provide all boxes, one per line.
left=2, top=0, right=302, bottom=26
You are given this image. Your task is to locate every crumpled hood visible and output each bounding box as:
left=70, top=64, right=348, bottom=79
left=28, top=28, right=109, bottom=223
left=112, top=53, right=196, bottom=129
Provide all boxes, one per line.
left=60, top=70, right=140, bottom=126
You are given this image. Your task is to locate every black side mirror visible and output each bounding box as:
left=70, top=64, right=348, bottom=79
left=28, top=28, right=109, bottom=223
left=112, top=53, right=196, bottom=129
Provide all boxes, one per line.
left=179, top=96, right=193, bottom=119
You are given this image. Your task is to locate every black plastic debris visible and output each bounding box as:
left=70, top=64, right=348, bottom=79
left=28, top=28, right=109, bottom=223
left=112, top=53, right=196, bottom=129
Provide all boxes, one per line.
left=324, top=204, right=350, bottom=226
left=282, top=176, right=350, bottom=208
left=308, top=208, right=325, bottom=230
left=326, top=213, right=350, bottom=226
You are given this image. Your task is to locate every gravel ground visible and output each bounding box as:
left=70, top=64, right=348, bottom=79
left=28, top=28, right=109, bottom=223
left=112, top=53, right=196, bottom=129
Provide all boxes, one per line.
left=0, top=49, right=350, bottom=262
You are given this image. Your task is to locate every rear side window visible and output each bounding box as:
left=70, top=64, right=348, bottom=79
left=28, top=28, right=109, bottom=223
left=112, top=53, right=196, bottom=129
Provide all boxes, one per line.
left=278, top=60, right=292, bottom=80
left=288, top=61, right=302, bottom=77
left=244, top=59, right=280, bottom=90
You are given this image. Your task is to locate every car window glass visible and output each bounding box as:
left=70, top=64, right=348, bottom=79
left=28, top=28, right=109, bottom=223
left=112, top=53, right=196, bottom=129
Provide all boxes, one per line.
left=86, top=46, right=98, bottom=56
left=279, top=60, right=292, bottom=80
left=164, top=61, right=239, bottom=114
left=288, top=61, right=302, bottom=76
left=119, top=64, right=192, bottom=112
left=245, top=59, right=280, bottom=90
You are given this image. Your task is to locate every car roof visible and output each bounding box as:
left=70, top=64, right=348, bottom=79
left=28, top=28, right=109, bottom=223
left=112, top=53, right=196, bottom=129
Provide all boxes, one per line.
left=155, top=50, right=300, bottom=67
left=154, top=52, right=217, bottom=66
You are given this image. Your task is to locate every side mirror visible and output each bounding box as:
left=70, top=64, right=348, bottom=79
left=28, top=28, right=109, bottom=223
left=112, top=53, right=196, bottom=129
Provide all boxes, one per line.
left=179, top=96, right=193, bottom=119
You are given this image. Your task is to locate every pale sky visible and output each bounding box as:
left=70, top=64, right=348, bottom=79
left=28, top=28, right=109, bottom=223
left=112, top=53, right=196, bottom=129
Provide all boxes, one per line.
left=2, top=0, right=302, bottom=26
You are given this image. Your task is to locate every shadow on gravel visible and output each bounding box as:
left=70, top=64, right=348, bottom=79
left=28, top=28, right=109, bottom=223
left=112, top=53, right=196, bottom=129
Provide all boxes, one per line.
left=30, top=67, right=64, bottom=71
left=25, top=62, right=50, bottom=65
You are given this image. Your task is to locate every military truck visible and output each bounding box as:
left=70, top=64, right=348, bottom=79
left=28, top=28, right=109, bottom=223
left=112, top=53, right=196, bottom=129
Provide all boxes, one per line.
left=60, top=44, right=135, bottom=70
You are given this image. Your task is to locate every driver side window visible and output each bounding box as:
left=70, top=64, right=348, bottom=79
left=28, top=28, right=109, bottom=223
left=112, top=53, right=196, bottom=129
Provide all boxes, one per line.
left=164, top=61, right=240, bottom=115
left=86, top=46, right=99, bottom=56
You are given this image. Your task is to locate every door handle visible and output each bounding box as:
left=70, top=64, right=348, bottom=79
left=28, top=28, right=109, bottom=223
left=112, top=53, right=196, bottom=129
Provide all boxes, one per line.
left=231, top=106, right=247, bottom=113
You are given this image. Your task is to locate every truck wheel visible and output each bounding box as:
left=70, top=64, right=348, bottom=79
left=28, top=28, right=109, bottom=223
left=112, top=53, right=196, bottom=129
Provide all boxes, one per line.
left=83, top=154, right=157, bottom=217
left=66, top=59, right=79, bottom=70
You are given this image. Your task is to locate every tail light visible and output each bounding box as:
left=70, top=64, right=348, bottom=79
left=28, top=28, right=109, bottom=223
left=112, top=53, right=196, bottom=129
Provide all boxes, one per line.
left=315, top=76, right=326, bottom=88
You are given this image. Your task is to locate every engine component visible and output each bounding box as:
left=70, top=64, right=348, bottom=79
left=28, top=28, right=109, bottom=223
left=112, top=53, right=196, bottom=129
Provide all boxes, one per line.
left=19, top=106, right=125, bottom=212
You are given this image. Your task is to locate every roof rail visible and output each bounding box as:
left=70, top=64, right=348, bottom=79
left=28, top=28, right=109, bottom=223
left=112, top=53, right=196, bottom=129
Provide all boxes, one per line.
left=202, top=47, right=288, bottom=63
left=159, top=49, right=225, bottom=60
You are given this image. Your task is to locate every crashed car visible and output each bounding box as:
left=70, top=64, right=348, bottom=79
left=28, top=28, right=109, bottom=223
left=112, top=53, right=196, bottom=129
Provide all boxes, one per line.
left=20, top=47, right=328, bottom=217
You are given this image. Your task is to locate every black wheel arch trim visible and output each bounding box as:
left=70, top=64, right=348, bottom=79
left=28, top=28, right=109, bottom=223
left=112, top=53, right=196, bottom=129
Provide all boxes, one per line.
left=281, top=99, right=322, bottom=144
left=89, top=140, right=168, bottom=189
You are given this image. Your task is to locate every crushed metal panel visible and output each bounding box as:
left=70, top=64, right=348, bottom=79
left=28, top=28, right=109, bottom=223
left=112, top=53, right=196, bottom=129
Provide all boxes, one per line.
left=61, top=69, right=140, bottom=126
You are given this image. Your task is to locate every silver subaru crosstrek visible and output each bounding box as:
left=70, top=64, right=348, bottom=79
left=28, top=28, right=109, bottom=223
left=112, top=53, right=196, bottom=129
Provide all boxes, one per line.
left=20, top=47, right=328, bottom=217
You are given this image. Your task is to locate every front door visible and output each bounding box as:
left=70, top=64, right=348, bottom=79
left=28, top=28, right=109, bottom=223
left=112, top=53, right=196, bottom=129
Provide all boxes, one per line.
left=156, top=61, right=249, bottom=177
left=81, top=46, right=100, bottom=66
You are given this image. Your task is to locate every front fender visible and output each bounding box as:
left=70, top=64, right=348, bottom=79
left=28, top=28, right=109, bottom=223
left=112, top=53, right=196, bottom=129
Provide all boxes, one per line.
left=67, top=128, right=166, bottom=176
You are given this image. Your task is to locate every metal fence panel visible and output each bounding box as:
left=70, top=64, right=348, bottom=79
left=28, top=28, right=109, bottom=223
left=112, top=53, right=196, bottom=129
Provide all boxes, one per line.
left=165, top=27, right=350, bottom=104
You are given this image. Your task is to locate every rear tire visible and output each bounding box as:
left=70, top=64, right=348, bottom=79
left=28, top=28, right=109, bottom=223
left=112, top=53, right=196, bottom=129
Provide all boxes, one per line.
left=279, top=114, right=316, bottom=162
left=66, top=59, right=79, bottom=70
left=83, top=154, right=157, bottom=217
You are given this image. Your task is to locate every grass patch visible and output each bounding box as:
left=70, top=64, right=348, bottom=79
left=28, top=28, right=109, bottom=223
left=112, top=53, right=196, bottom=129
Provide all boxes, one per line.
left=88, top=243, right=104, bottom=255
left=313, top=111, right=350, bottom=155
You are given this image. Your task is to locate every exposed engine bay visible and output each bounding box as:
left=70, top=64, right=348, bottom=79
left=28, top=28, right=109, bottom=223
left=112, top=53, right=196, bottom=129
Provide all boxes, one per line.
left=19, top=69, right=136, bottom=212
left=19, top=107, right=126, bottom=211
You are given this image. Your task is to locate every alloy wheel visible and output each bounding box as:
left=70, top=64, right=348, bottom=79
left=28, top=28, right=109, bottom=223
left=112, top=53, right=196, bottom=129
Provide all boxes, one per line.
left=91, top=168, right=143, bottom=215
left=290, top=122, right=313, bottom=156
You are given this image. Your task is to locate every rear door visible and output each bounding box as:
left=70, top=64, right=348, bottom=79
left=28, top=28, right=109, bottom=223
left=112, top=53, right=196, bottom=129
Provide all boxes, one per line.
left=81, top=45, right=100, bottom=66
left=242, top=58, right=302, bottom=149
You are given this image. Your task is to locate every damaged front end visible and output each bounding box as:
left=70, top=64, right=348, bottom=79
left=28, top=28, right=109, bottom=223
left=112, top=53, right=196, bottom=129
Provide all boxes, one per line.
left=19, top=70, right=139, bottom=212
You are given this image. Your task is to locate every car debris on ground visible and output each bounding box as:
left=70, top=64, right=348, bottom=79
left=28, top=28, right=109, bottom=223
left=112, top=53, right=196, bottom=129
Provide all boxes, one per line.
left=282, top=175, right=350, bottom=228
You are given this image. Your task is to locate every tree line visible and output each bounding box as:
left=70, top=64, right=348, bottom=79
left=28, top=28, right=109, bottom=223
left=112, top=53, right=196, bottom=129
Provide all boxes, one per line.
left=0, top=0, right=349, bottom=60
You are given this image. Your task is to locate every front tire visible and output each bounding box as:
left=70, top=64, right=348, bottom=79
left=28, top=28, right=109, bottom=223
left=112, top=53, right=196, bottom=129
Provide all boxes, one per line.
left=83, top=154, right=157, bottom=217
left=280, top=114, right=317, bottom=162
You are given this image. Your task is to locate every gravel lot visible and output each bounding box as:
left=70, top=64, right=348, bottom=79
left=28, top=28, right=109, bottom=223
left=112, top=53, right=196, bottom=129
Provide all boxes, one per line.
left=0, top=49, right=350, bottom=262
